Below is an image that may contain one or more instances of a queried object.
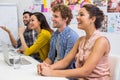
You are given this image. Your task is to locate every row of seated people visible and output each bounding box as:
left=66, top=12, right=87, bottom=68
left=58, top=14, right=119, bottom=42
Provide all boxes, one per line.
left=0, top=4, right=113, bottom=80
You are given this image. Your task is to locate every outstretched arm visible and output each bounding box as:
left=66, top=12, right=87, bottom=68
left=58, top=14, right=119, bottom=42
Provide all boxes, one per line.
left=0, top=26, right=17, bottom=47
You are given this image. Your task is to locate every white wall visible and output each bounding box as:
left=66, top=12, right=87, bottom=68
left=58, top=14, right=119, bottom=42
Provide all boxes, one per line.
left=0, top=0, right=34, bottom=26
left=0, top=4, right=18, bottom=44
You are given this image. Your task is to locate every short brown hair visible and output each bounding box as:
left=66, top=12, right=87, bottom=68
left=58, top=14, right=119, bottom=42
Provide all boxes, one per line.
left=52, top=4, right=73, bottom=25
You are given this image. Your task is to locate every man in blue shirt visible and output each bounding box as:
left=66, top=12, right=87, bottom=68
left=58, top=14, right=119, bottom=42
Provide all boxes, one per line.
left=40, top=4, right=78, bottom=68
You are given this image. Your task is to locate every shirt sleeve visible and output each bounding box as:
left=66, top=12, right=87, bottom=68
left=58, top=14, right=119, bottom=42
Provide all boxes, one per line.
left=16, top=39, right=21, bottom=48
left=47, top=34, right=56, bottom=63
left=24, top=30, right=51, bottom=56
left=64, top=33, right=78, bottom=57
left=64, top=32, right=78, bottom=69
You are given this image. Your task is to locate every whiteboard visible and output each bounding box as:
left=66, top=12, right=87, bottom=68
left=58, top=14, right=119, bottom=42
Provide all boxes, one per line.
left=0, top=3, right=18, bottom=44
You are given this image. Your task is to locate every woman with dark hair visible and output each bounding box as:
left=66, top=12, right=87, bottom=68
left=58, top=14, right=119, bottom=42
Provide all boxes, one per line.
left=37, top=4, right=110, bottom=80
left=19, top=12, right=53, bottom=62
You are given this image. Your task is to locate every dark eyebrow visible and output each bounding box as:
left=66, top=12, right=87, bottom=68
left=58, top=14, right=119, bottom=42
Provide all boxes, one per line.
left=78, top=11, right=83, bottom=15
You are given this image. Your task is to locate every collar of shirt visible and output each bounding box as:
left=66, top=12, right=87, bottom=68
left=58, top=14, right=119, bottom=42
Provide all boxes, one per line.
left=54, top=26, right=71, bottom=38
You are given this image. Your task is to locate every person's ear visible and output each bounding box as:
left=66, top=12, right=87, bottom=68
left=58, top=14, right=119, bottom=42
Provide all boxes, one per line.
left=65, top=17, right=68, bottom=22
left=91, top=16, right=96, bottom=23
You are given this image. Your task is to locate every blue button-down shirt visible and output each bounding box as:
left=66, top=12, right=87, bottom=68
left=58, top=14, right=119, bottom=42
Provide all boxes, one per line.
left=48, top=26, right=79, bottom=68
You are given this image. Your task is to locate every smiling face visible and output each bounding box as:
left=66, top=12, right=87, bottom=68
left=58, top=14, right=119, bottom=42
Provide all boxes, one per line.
left=52, top=11, right=66, bottom=28
left=76, top=7, right=92, bottom=30
left=29, top=15, right=40, bottom=30
left=23, top=13, right=30, bottom=26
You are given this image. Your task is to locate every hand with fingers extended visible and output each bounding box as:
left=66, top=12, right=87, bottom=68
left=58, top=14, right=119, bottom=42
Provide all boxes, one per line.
left=0, top=26, right=10, bottom=33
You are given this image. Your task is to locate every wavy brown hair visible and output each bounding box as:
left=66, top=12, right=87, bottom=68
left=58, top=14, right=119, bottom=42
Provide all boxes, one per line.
left=52, top=4, right=73, bottom=25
